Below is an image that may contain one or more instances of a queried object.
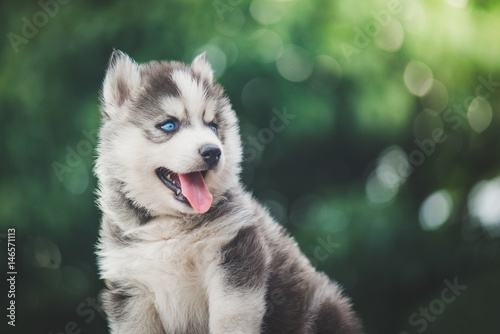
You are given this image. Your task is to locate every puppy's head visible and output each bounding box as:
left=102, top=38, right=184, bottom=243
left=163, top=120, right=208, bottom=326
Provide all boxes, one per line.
left=97, top=50, right=242, bottom=216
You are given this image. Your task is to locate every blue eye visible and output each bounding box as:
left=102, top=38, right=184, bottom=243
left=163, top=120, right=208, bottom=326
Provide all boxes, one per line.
left=210, top=124, right=217, bottom=134
left=160, top=121, right=176, bottom=132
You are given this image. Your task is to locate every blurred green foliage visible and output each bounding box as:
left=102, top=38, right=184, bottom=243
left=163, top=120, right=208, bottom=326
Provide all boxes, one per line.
left=1, top=0, right=500, bottom=333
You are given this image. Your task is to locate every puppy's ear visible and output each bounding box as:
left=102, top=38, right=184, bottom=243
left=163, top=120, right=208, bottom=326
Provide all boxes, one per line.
left=191, top=52, right=214, bottom=85
left=101, top=50, right=141, bottom=117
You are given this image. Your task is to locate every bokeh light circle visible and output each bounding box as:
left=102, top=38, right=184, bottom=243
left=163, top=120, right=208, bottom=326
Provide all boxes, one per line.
left=276, top=45, right=313, bottom=83
left=404, top=61, right=433, bottom=96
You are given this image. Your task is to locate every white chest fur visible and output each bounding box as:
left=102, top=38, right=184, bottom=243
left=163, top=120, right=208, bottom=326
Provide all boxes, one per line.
left=100, top=222, right=229, bottom=332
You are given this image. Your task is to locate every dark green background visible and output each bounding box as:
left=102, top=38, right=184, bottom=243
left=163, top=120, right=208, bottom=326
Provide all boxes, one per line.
left=1, top=0, right=499, bottom=333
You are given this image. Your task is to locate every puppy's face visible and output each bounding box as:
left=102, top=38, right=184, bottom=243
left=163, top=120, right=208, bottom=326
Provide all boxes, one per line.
left=97, top=51, right=242, bottom=216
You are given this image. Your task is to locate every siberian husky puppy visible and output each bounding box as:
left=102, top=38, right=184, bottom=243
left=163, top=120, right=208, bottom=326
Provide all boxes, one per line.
left=95, top=50, right=363, bottom=334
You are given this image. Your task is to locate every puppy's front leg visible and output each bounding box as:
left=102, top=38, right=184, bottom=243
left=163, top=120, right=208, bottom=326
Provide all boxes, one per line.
left=207, top=226, right=269, bottom=334
left=208, top=285, right=266, bottom=334
left=101, top=281, right=164, bottom=334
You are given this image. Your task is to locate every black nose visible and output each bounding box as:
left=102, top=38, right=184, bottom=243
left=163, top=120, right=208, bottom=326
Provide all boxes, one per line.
left=199, top=144, right=221, bottom=169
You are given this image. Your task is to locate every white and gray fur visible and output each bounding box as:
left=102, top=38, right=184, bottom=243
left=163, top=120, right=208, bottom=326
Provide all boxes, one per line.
left=95, top=50, right=363, bottom=334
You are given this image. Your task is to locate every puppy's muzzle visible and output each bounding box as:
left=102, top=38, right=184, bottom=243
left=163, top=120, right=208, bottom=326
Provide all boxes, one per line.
left=199, top=144, right=221, bottom=170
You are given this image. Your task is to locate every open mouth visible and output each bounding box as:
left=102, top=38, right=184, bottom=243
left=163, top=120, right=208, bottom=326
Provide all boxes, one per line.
left=156, top=167, right=212, bottom=214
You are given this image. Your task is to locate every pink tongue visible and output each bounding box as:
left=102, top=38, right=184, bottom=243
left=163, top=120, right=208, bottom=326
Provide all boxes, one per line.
left=178, top=172, right=213, bottom=214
